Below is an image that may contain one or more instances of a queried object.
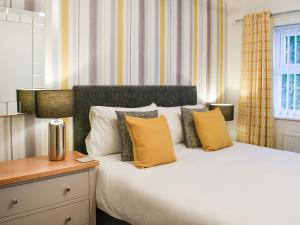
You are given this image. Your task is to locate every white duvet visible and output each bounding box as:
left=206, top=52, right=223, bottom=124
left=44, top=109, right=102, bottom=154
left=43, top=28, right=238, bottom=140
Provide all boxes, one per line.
left=95, top=142, right=300, bottom=225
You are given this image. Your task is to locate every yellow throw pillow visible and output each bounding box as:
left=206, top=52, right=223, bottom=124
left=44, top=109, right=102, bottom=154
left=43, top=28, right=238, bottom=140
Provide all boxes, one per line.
left=125, top=115, right=176, bottom=168
left=192, top=108, right=233, bottom=151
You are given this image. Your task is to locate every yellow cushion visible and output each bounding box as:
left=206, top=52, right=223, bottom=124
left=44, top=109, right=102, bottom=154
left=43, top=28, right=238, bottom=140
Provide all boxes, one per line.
left=192, top=108, right=233, bottom=151
left=125, top=115, right=176, bottom=168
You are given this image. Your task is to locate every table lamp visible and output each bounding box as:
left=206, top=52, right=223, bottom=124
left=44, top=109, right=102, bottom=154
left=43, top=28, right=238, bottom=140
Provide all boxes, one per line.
left=17, top=89, right=36, bottom=114
left=208, top=103, right=234, bottom=121
left=34, top=90, right=74, bottom=161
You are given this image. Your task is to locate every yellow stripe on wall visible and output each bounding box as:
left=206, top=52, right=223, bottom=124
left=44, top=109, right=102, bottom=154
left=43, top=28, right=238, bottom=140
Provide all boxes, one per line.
left=61, top=0, right=70, bottom=150
left=117, top=0, right=124, bottom=85
left=159, top=0, right=165, bottom=85
left=218, top=0, right=224, bottom=103
left=61, top=0, right=69, bottom=89
left=193, top=0, right=198, bottom=85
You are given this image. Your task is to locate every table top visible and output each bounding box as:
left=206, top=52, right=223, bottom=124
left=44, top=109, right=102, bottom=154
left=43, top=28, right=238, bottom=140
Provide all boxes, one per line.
left=0, top=151, right=99, bottom=186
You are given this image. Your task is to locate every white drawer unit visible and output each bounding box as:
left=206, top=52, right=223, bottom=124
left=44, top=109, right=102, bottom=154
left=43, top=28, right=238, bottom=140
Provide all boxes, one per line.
left=0, top=171, right=89, bottom=218
left=0, top=151, right=99, bottom=225
left=2, top=200, right=89, bottom=225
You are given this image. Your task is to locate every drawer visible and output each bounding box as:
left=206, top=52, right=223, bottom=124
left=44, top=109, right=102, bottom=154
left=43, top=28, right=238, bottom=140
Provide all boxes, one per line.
left=0, top=171, right=89, bottom=218
left=2, top=200, right=89, bottom=225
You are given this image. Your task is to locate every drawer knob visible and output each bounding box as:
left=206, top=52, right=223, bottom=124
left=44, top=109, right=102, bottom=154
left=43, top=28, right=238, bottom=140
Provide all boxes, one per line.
left=65, top=186, right=71, bottom=192
left=11, top=198, right=18, bottom=204
left=65, top=216, right=71, bottom=222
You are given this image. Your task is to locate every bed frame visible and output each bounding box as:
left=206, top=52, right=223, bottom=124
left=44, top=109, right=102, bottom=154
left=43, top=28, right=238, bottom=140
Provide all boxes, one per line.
left=72, top=85, right=197, bottom=225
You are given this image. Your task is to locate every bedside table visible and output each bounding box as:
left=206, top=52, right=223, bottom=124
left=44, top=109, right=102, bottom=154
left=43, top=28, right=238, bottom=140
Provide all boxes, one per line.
left=0, top=151, right=99, bottom=225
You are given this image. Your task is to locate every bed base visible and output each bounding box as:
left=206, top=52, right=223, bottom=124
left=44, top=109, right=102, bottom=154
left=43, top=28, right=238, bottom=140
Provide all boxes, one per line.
left=97, top=208, right=130, bottom=225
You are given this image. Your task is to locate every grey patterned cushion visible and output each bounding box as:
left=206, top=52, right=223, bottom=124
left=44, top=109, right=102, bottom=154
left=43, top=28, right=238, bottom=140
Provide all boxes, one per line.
left=181, top=107, right=207, bottom=148
left=116, top=110, right=158, bottom=161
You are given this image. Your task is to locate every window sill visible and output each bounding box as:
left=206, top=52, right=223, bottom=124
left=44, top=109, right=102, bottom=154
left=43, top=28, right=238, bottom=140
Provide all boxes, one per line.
left=274, top=115, right=300, bottom=121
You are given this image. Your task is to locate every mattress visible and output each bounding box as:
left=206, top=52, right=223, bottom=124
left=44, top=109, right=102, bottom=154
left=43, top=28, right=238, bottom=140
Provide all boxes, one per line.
left=94, top=142, right=300, bottom=225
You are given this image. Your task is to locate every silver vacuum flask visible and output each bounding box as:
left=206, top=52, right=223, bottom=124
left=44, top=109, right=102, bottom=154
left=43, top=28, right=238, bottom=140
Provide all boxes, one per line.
left=49, top=119, right=66, bottom=161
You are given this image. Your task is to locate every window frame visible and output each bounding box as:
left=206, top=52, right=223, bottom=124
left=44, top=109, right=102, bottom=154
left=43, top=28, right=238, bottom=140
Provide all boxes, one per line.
left=273, top=25, right=300, bottom=120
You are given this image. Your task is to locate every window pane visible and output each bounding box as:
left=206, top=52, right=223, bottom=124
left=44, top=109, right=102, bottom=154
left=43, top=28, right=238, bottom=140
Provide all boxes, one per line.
left=297, top=74, right=300, bottom=110
left=290, top=36, right=295, bottom=64
left=282, top=74, right=287, bottom=110
left=289, top=74, right=295, bottom=110
left=297, top=35, right=300, bottom=64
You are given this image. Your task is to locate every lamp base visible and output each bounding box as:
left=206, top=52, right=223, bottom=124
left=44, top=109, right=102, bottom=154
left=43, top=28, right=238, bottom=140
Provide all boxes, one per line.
left=48, top=119, right=66, bottom=161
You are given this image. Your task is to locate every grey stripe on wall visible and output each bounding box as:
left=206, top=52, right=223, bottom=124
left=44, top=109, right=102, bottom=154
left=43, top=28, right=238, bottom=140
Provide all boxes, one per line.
left=89, top=0, right=98, bottom=84
left=110, top=0, right=116, bottom=84
left=206, top=0, right=211, bottom=99
left=224, top=1, right=228, bottom=101
left=138, top=0, right=145, bottom=85
left=189, top=1, right=193, bottom=85
left=23, top=0, right=45, bottom=12
left=24, top=0, right=33, bottom=11
left=3, top=118, right=10, bottom=159
left=176, top=0, right=182, bottom=85
left=25, top=115, right=36, bottom=157
left=216, top=0, right=220, bottom=94
left=155, top=0, right=159, bottom=85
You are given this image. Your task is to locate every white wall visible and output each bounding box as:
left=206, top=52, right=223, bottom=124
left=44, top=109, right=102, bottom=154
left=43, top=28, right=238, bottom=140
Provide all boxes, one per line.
left=227, top=0, right=300, bottom=149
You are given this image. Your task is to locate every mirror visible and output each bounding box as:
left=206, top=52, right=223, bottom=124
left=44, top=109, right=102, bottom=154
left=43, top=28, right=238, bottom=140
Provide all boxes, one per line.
left=0, top=7, right=45, bottom=116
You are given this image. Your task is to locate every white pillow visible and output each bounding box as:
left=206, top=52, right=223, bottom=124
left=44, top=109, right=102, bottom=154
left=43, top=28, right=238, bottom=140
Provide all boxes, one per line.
left=158, top=104, right=205, bottom=144
left=86, top=103, right=157, bottom=157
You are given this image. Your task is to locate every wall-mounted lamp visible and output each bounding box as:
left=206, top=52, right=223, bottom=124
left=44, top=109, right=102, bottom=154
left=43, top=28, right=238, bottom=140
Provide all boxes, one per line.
left=208, top=103, right=234, bottom=121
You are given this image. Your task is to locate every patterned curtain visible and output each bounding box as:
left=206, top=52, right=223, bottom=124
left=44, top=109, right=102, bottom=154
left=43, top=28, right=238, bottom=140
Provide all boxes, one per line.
left=237, top=11, right=275, bottom=148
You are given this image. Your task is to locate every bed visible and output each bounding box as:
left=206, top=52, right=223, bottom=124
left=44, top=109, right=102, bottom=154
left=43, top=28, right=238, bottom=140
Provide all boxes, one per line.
left=73, top=85, right=300, bottom=225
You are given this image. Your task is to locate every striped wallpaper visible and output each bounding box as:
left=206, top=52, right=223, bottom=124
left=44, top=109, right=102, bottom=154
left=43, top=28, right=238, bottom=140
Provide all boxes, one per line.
left=86, top=0, right=227, bottom=104
left=0, top=0, right=227, bottom=161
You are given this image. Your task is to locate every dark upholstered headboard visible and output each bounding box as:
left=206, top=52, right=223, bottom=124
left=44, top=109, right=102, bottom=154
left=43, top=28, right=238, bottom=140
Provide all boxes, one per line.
left=73, top=85, right=197, bottom=154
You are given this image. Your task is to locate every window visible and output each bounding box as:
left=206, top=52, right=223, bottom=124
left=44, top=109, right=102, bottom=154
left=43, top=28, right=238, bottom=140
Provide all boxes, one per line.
left=273, top=25, right=300, bottom=119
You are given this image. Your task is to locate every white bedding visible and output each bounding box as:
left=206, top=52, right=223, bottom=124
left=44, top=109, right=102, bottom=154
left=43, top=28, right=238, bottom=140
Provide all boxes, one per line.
left=95, top=142, right=300, bottom=225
